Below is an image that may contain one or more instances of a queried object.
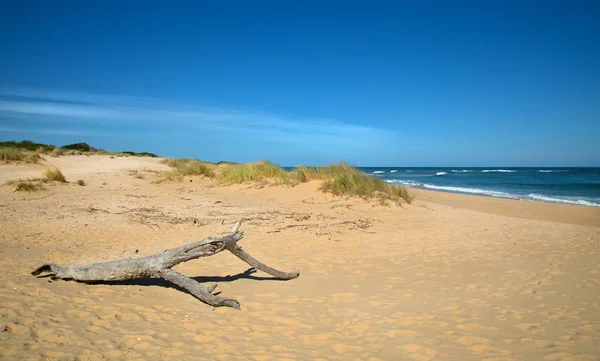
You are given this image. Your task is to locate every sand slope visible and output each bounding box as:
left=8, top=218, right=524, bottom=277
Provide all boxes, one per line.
left=1, top=156, right=599, bottom=361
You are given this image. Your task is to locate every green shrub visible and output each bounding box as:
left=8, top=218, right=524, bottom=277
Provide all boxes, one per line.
left=77, top=179, right=86, bottom=186
left=62, top=142, right=93, bottom=151
left=0, top=140, right=55, bottom=153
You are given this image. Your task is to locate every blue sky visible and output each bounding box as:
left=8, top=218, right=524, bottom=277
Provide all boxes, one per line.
left=0, top=1, right=598, bottom=166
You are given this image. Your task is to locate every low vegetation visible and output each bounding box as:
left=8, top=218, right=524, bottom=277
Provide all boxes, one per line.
left=217, top=160, right=291, bottom=185
left=0, top=140, right=54, bottom=153
left=0, top=147, right=41, bottom=163
left=212, top=161, right=413, bottom=205
left=6, top=179, right=45, bottom=192
left=77, top=179, right=86, bottom=186
left=1, top=140, right=160, bottom=160
left=43, top=168, right=67, bottom=182
left=318, top=164, right=413, bottom=205
left=120, top=151, right=159, bottom=158
left=158, top=157, right=412, bottom=204
left=158, top=158, right=216, bottom=181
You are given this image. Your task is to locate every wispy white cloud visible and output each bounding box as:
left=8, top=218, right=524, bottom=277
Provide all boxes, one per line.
left=0, top=87, right=396, bottom=148
left=0, top=100, right=124, bottom=120
left=0, top=126, right=132, bottom=137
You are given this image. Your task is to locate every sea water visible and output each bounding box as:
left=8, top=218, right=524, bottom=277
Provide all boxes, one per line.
left=359, top=167, right=600, bottom=207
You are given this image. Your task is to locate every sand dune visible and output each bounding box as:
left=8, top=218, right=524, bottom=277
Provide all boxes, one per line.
left=1, top=155, right=598, bottom=360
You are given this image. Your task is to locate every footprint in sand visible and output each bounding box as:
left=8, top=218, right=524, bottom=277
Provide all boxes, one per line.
left=457, top=323, right=488, bottom=331
left=456, top=336, right=491, bottom=346
left=398, top=344, right=439, bottom=361
left=516, top=323, right=543, bottom=334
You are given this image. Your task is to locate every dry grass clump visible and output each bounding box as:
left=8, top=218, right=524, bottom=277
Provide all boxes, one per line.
left=0, top=147, right=41, bottom=163
left=50, top=147, right=66, bottom=157
left=291, top=163, right=357, bottom=182
left=158, top=158, right=216, bottom=181
left=291, top=162, right=413, bottom=205
left=77, top=179, right=86, bottom=186
left=319, top=167, right=413, bottom=205
left=6, top=178, right=45, bottom=192
left=43, top=168, right=67, bottom=182
left=217, top=160, right=290, bottom=185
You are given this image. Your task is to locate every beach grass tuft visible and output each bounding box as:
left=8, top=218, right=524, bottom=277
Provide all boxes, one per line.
left=77, top=179, right=86, bottom=186
left=217, top=160, right=290, bottom=185
left=5, top=178, right=45, bottom=192
left=0, top=147, right=41, bottom=163
left=43, top=168, right=67, bottom=182
left=317, top=164, right=413, bottom=204
left=159, top=158, right=216, bottom=181
left=13, top=181, right=44, bottom=192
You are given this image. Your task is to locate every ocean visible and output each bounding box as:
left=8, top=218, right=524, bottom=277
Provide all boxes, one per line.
left=358, top=167, right=600, bottom=207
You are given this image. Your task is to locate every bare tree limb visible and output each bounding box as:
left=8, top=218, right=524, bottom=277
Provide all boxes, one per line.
left=32, top=221, right=298, bottom=309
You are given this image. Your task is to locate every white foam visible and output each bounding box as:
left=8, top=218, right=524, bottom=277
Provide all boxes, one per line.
left=451, top=170, right=471, bottom=173
left=386, top=179, right=422, bottom=187
left=422, top=184, right=519, bottom=199
left=527, top=194, right=600, bottom=207
left=481, top=169, right=516, bottom=173
left=372, top=171, right=385, bottom=174
left=538, top=170, right=567, bottom=173
left=387, top=181, right=600, bottom=207
left=390, top=170, right=398, bottom=173
left=435, top=172, right=447, bottom=176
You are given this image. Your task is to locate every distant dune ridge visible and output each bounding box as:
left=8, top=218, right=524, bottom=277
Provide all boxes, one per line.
left=0, top=146, right=599, bottom=360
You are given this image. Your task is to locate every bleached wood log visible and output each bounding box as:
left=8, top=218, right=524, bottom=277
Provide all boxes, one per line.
left=32, top=221, right=299, bottom=309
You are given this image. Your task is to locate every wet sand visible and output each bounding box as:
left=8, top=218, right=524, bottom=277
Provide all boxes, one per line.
left=1, top=155, right=598, bottom=361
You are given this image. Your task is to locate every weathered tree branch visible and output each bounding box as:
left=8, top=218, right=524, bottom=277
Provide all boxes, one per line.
left=32, top=221, right=299, bottom=309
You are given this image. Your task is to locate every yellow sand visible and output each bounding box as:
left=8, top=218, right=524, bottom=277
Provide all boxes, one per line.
left=0, top=155, right=598, bottom=361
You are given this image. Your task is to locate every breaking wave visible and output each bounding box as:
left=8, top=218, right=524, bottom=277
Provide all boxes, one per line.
left=385, top=180, right=600, bottom=207
left=527, top=194, right=600, bottom=207
left=422, top=184, right=519, bottom=199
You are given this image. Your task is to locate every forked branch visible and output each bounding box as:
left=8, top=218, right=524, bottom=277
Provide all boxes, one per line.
left=32, top=221, right=299, bottom=309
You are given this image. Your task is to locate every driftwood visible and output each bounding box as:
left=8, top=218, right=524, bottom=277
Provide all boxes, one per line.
left=31, top=221, right=299, bottom=309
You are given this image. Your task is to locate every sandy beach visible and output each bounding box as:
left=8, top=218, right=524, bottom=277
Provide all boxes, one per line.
left=1, top=155, right=599, bottom=361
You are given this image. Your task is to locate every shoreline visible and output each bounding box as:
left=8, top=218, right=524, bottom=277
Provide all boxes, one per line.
left=411, top=188, right=600, bottom=228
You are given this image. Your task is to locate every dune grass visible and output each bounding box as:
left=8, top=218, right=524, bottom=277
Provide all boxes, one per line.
left=291, top=162, right=413, bottom=205
left=217, top=160, right=291, bottom=185
left=43, top=168, right=67, bottom=182
left=319, top=166, right=413, bottom=205
left=77, top=179, right=86, bottom=186
left=0, top=147, right=41, bottom=163
left=214, top=160, right=413, bottom=204
left=158, top=158, right=216, bottom=182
